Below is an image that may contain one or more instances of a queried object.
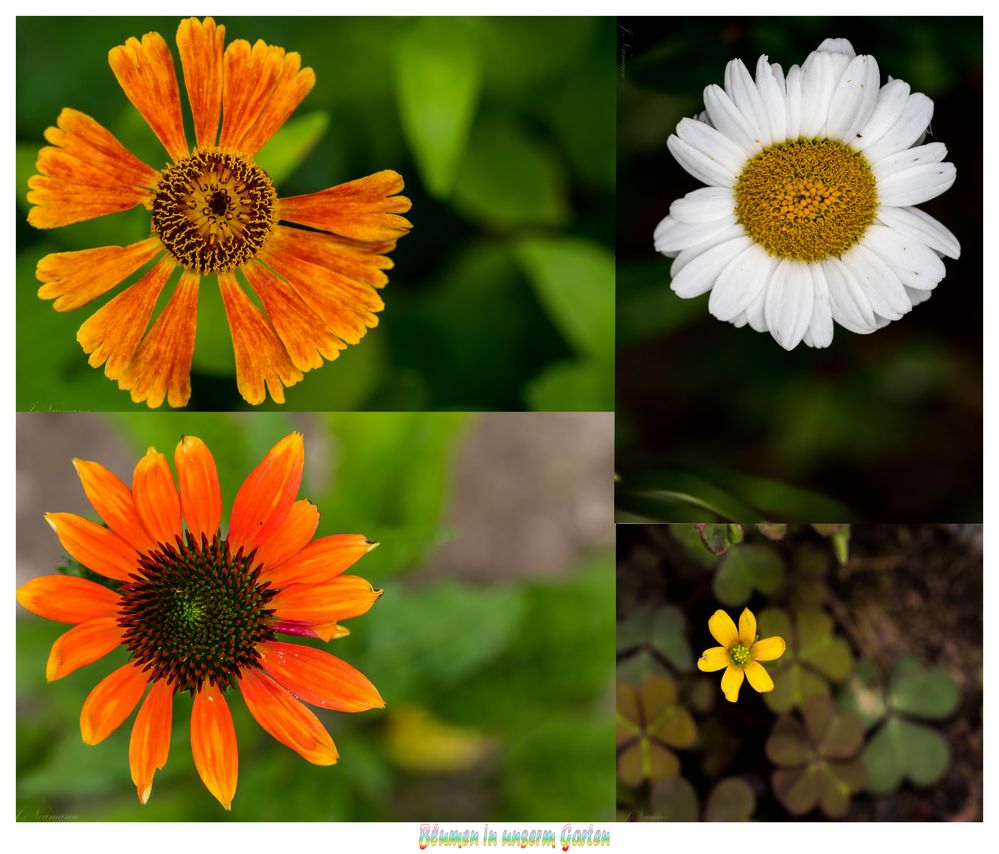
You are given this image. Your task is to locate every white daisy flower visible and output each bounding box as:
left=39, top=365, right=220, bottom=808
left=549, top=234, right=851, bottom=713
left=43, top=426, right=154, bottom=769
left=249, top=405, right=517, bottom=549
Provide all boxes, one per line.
left=654, top=38, right=961, bottom=350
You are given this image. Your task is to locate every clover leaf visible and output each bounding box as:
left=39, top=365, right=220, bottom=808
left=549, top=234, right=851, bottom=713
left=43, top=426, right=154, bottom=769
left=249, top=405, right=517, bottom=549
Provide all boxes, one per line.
left=713, top=543, right=786, bottom=606
left=617, top=675, right=698, bottom=786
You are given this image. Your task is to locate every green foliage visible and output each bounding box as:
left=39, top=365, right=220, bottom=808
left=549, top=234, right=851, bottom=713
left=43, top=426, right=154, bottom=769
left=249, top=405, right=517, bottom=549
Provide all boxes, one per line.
left=255, top=111, right=331, bottom=185
left=757, top=607, right=854, bottom=714
left=617, top=675, right=697, bottom=787
left=704, top=778, right=756, bottom=821
left=713, top=543, right=786, bottom=606
left=767, top=696, right=866, bottom=818
left=617, top=603, right=694, bottom=680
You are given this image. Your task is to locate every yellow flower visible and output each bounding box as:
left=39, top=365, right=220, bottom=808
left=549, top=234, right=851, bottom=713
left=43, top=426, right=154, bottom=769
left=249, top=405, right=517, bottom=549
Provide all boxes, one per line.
left=27, top=17, right=411, bottom=408
left=697, top=607, right=785, bottom=702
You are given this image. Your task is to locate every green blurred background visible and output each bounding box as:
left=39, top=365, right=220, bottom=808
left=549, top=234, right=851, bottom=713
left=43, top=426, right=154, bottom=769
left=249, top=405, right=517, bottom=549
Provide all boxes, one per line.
left=617, top=523, right=982, bottom=821
left=16, top=17, right=615, bottom=412
left=16, top=411, right=615, bottom=820
left=616, top=17, right=983, bottom=522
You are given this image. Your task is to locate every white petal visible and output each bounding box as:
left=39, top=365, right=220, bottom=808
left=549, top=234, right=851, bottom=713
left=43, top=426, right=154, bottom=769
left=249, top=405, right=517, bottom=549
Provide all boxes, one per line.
left=784, top=65, right=803, bottom=139
left=667, top=134, right=737, bottom=187
left=804, top=262, right=834, bottom=348
left=852, top=79, right=910, bottom=151
left=862, top=92, right=934, bottom=162
left=861, top=224, right=946, bottom=290
left=905, top=286, right=935, bottom=308
left=877, top=162, right=956, bottom=206
left=745, top=279, right=768, bottom=332
left=675, top=118, right=749, bottom=178
left=671, top=236, right=753, bottom=298
left=654, top=213, right=738, bottom=254
left=725, top=58, right=771, bottom=146
left=668, top=187, right=736, bottom=223
left=876, top=205, right=960, bottom=259
left=873, top=142, right=948, bottom=179
left=708, top=242, right=775, bottom=321
left=799, top=51, right=838, bottom=138
left=703, top=84, right=759, bottom=155
left=825, top=54, right=880, bottom=143
left=755, top=55, right=788, bottom=144
left=823, top=257, right=877, bottom=333
left=764, top=260, right=814, bottom=350
left=841, top=244, right=912, bottom=320
left=816, top=38, right=856, bottom=58
left=671, top=224, right=747, bottom=277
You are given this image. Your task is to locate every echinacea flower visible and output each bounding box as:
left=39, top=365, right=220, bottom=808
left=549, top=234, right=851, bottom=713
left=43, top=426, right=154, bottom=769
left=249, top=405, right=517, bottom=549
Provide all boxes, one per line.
left=28, top=17, right=411, bottom=407
left=697, top=607, right=784, bottom=702
left=16, top=432, right=384, bottom=809
left=655, top=38, right=960, bottom=349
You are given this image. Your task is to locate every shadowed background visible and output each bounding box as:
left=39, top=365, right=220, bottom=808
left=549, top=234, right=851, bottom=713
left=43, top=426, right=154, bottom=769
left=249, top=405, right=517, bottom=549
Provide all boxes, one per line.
left=16, top=411, right=614, bottom=821
left=16, top=16, right=614, bottom=412
left=616, top=17, right=982, bottom=522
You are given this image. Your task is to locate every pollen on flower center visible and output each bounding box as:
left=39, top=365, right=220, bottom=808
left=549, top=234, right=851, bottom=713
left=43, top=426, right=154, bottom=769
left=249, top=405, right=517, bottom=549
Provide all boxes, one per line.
left=729, top=643, right=751, bottom=666
left=117, top=532, right=277, bottom=694
left=735, top=139, right=877, bottom=262
left=151, top=149, right=277, bottom=275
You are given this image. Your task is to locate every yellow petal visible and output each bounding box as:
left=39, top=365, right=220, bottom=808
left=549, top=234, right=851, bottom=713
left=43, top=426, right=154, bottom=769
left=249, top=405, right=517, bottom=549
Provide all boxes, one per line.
left=708, top=609, right=738, bottom=647
left=720, top=665, right=744, bottom=703
left=697, top=646, right=730, bottom=673
left=752, top=636, right=786, bottom=662
left=744, top=660, right=775, bottom=693
left=738, top=608, right=757, bottom=646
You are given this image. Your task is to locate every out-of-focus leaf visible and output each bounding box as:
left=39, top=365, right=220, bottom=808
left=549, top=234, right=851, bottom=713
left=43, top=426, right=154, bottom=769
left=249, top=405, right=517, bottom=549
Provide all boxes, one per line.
left=890, top=656, right=960, bottom=720
left=525, top=358, right=613, bottom=412
left=514, top=237, right=613, bottom=362
left=864, top=717, right=951, bottom=794
left=452, top=117, right=567, bottom=229
left=617, top=603, right=693, bottom=673
left=695, top=523, right=742, bottom=555
left=394, top=18, right=481, bottom=197
left=384, top=705, right=491, bottom=773
left=757, top=523, right=788, bottom=540
left=713, top=543, right=786, bottom=606
left=255, top=110, right=330, bottom=185
left=649, top=775, right=699, bottom=821
left=704, top=778, right=755, bottom=822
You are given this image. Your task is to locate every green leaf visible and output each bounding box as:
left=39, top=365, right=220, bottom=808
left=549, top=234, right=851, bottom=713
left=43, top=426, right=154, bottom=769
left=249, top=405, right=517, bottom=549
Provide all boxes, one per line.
left=863, top=717, right=952, bottom=794
left=649, top=775, right=699, bottom=821
left=394, top=18, right=482, bottom=197
left=254, top=110, right=330, bottom=185
left=452, top=117, right=567, bottom=229
left=713, top=543, right=786, bottom=606
left=704, top=778, right=755, bottom=822
left=695, top=523, right=740, bottom=555
left=648, top=605, right=694, bottom=672
left=514, top=237, right=614, bottom=362
left=766, top=716, right=812, bottom=766
left=524, top=358, right=613, bottom=412
left=890, top=656, right=960, bottom=720
left=772, top=764, right=821, bottom=816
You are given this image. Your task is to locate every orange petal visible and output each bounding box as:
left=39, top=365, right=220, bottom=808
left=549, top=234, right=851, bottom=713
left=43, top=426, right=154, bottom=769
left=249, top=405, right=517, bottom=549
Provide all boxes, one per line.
left=261, top=534, right=377, bottom=586
left=41, top=107, right=158, bottom=188
left=129, top=679, right=173, bottom=804
left=80, top=662, right=148, bottom=745
left=311, top=623, right=351, bottom=642
left=72, top=459, right=156, bottom=553
left=260, top=239, right=383, bottom=347
left=44, top=512, right=139, bottom=582
left=76, top=255, right=175, bottom=381
left=228, top=432, right=304, bottom=555
left=108, top=31, right=188, bottom=160
left=131, top=448, right=183, bottom=546
left=191, top=683, right=238, bottom=810
left=37, top=239, right=162, bottom=312
left=252, top=499, right=319, bottom=572
left=16, top=574, right=120, bottom=624
left=277, top=171, right=412, bottom=242
left=219, top=38, right=314, bottom=156
left=117, top=270, right=199, bottom=409
left=176, top=17, right=224, bottom=150
left=239, top=668, right=338, bottom=765
left=218, top=272, right=303, bottom=405
left=241, top=261, right=346, bottom=372
left=46, top=617, right=123, bottom=681
left=257, top=641, right=384, bottom=712
left=271, top=224, right=397, bottom=289
left=174, top=435, right=222, bottom=541
left=271, top=575, right=382, bottom=625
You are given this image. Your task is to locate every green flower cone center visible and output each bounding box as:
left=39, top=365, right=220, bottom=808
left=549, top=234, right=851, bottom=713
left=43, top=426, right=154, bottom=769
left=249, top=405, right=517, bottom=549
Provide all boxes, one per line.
left=729, top=643, right=752, bottom=666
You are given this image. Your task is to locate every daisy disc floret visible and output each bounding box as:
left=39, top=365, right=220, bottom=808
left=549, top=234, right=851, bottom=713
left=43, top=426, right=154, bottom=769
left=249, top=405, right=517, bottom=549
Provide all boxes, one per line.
left=16, top=432, right=384, bottom=810
left=698, top=607, right=785, bottom=702
left=654, top=38, right=960, bottom=350
left=27, top=17, right=412, bottom=407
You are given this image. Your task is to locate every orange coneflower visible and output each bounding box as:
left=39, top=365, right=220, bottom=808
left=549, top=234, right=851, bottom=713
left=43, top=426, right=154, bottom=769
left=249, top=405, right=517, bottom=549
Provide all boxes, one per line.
left=16, top=432, right=384, bottom=809
left=28, top=17, right=412, bottom=408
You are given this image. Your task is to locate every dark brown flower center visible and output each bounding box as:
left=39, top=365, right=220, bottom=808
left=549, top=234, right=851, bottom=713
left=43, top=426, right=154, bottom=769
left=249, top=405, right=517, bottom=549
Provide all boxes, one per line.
left=151, top=149, right=277, bottom=275
left=117, top=533, right=276, bottom=694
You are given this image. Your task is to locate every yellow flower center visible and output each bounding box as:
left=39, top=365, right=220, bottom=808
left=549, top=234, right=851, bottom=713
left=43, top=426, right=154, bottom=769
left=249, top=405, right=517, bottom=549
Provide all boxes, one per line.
left=152, top=149, right=277, bottom=275
left=735, top=139, right=877, bottom=262
left=729, top=643, right=751, bottom=666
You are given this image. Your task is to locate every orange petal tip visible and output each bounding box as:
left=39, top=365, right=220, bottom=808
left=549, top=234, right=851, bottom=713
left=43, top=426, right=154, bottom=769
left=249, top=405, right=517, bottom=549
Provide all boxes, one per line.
left=365, top=540, right=380, bottom=553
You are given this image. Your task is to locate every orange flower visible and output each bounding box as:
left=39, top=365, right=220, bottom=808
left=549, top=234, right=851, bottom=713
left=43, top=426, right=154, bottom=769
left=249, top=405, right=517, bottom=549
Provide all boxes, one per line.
left=28, top=17, right=412, bottom=408
left=16, top=432, right=384, bottom=809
